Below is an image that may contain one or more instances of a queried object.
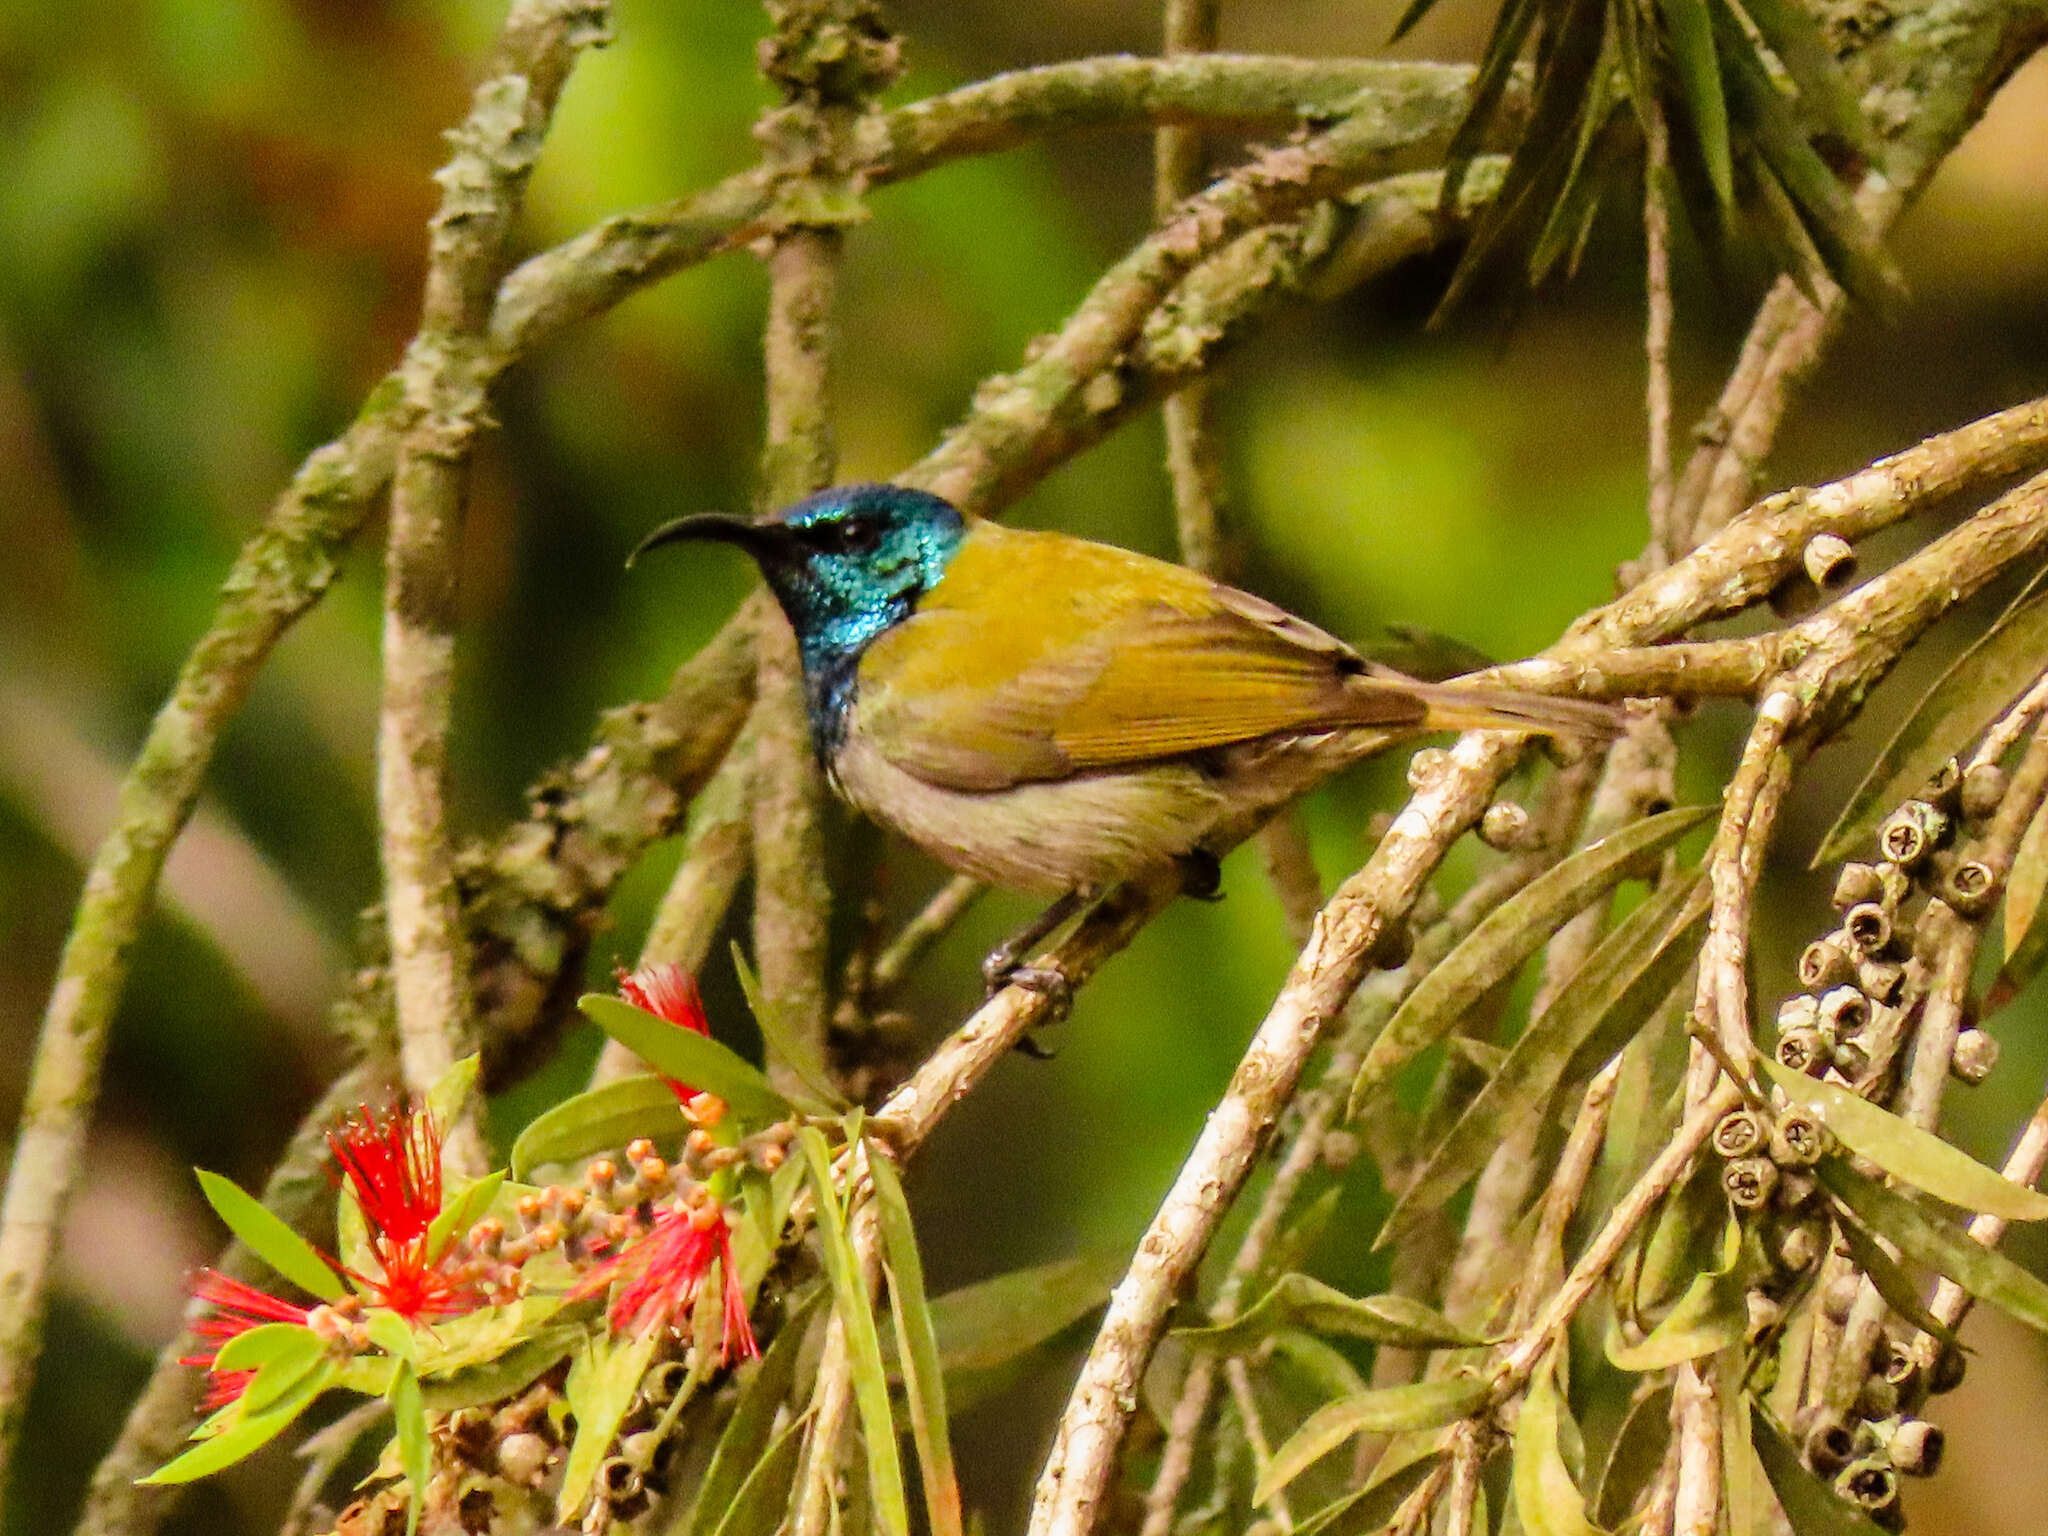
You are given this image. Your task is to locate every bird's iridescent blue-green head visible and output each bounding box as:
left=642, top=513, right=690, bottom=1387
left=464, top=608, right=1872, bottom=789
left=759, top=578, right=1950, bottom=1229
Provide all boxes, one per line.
left=631, top=482, right=968, bottom=751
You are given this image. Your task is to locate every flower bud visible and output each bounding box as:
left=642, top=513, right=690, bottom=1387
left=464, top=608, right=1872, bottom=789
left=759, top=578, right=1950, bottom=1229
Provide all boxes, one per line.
left=497, top=1431, right=550, bottom=1485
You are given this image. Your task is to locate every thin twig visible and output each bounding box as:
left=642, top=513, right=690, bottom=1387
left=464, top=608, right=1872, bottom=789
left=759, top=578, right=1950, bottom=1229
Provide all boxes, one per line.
left=1644, top=96, right=1678, bottom=566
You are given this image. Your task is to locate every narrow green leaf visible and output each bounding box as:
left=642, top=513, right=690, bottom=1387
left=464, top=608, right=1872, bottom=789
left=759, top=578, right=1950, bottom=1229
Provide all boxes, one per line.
left=419, top=1326, right=581, bottom=1413
left=141, top=1360, right=334, bottom=1483
left=578, top=995, right=791, bottom=1126
left=1350, top=806, right=1712, bottom=1112
left=799, top=1127, right=911, bottom=1536
left=733, top=943, right=849, bottom=1111
left=1735, top=0, right=1874, bottom=151
left=427, top=1170, right=505, bottom=1265
left=213, top=1323, right=323, bottom=1377
left=688, top=1288, right=828, bottom=1536
left=1295, top=1451, right=1444, bottom=1536
left=1383, top=872, right=1709, bottom=1246
left=1259, top=1376, right=1488, bottom=1503
left=1593, top=1384, right=1672, bottom=1529
left=924, top=1253, right=1121, bottom=1375
left=390, top=1360, right=429, bottom=1536
left=1818, top=560, right=2048, bottom=864
left=708, top=1411, right=811, bottom=1536
left=1606, top=1220, right=1747, bottom=1371
left=195, top=1170, right=344, bottom=1302
left=1657, top=0, right=1731, bottom=203
left=1751, top=1404, right=1894, bottom=1536
left=1176, top=1274, right=1483, bottom=1354
left=1514, top=1364, right=1608, bottom=1536
left=557, top=1328, right=662, bottom=1520
left=2003, top=798, right=2048, bottom=961
left=510, top=1075, right=685, bottom=1182
left=1833, top=1204, right=1961, bottom=1347
left=1765, top=1059, right=2048, bottom=1219
left=867, top=1143, right=964, bottom=1536
left=1818, top=1159, right=2048, bottom=1335
left=425, top=1053, right=480, bottom=1143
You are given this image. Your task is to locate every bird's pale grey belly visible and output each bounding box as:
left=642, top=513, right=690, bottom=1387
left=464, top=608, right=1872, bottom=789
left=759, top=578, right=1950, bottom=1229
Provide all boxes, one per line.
left=831, top=721, right=1403, bottom=895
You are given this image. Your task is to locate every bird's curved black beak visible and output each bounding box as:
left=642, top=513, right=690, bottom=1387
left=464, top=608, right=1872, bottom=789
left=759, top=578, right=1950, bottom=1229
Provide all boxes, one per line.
left=627, top=512, right=790, bottom=569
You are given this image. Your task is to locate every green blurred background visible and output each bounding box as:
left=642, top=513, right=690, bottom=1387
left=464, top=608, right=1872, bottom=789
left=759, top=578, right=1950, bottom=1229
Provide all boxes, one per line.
left=4, top=1, right=2047, bottom=1531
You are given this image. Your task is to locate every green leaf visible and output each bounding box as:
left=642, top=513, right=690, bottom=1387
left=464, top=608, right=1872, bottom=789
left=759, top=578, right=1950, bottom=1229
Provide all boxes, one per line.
left=195, top=1170, right=344, bottom=1302
left=1513, top=1364, right=1608, bottom=1536
left=1657, top=0, right=1731, bottom=203
left=1817, top=1159, right=2048, bottom=1335
left=1605, top=1217, right=1747, bottom=1371
left=141, top=1360, right=334, bottom=1483
left=557, top=1328, right=662, bottom=1521
left=390, top=1360, right=429, bottom=1536
left=1833, top=1204, right=1961, bottom=1347
left=509, top=1075, right=685, bottom=1182
left=427, top=1170, right=505, bottom=1265
left=867, top=1142, right=964, bottom=1536
left=1593, top=1384, right=1672, bottom=1529
left=1751, top=1403, right=1894, bottom=1535
left=688, top=1287, right=828, bottom=1536
left=419, top=1325, right=582, bottom=1412
left=1765, top=1059, right=2048, bottom=1219
left=213, top=1322, right=323, bottom=1377
left=1382, top=872, right=1709, bottom=1246
left=1176, top=1274, right=1483, bottom=1354
left=2003, top=799, right=2048, bottom=964
left=425, top=1053, right=480, bottom=1143
left=578, top=995, right=791, bottom=1127
left=708, top=1411, right=810, bottom=1536
left=1734, top=0, right=1874, bottom=153
left=1258, top=1375, right=1488, bottom=1503
left=733, top=943, right=849, bottom=1111
left=1295, top=1451, right=1444, bottom=1536
left=1818, top=568, right=2048, bottom=864
left=799, top=1127, right=911, bottom=1536
left=1350, top=807, right=1712, bottom=1112
left=922, top=1252, right=1121, bottom=1375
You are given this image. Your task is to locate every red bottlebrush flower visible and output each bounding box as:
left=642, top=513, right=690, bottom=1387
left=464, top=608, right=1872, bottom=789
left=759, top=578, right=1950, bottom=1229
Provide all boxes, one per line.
left=616, top=963, right=713, bottom=1103
left=572, top=1198, right=758, bottom=1363
left=329, top=1104, right=481, bottom=1322
left=180, top=1269, right=311, bottom=1409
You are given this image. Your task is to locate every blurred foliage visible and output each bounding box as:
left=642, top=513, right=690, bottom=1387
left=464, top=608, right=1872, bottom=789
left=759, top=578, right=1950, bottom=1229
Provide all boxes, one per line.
left=3, top=2, right=2048, bottom=1535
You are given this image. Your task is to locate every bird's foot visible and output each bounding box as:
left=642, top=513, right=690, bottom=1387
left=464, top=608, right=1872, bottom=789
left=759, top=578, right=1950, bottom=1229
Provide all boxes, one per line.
left=1177, top=849, right=1224, bottom=902
left=999, top=964, right=1075, bottom=1045
left=980, top=888, right=1089, bottom=996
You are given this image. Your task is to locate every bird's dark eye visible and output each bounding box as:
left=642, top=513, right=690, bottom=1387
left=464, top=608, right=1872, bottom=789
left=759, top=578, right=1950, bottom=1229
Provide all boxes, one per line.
left=823, top=517, right=880, bottom=554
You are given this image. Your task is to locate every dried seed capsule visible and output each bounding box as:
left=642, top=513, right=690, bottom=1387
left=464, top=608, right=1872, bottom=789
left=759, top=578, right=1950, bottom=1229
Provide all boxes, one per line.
left=1834, top=1457, right=1902, bottom=1528
left=620, top=1431, right=663, bottom=1467
left=1961, top=762, right=2009, bottom=821
left=1951, top=1026, right=2000, bottom=1084
left=1832, top=862, right=1886, bottom=911
left=1857, top=1374, right=1900, bottom=1421
left=641, top=1359, right=691, bottom=1406
left=1800, top=937, right=1858, bottom=990
left=1724, top=1155, right=1778, bottom=1209
left=1930, top=1343, right=1967, bottom=1394
left=1774, top=1170, right=1820, bottom=1212
left=1879, top=800, right=1948, bottom=867
left=1819, top=986, right=1872, bottom=1039
left=1942, top=857, right=1999, bottom=917
left=1878, top=1339, right=1919, bottom=1390
left=1770, top=1108, right=1829, bottom=1168
left=1833, top=1038, right=1873, bottom=1081
left=1775, top=1220, right=1823, bottom=1274
left=1804, top=532, right=1857, bottom=590
left=1842, top=903, right=1893, bottom=955
left=1806, top=1416, right=1859, bottom=1475
left=1857, top=957, right=1905, bottom=1006
left=497, top=1431, right=550, bottom=1485
left=600, top=1457, right=644, bottom=1504
left=1881, top=1417, right=1944, bottom=1476
left=1478, top=800, right=1532, bottom=850
left=1777, top=1025, right=1829, bottom=1077
left=1777, top=993, right=1821, bottom=1033
left=1921, top=756, right=1965, bottom=811
left=1713, top=1108, right=1767, bottom=1159
left=1745, top=1289, right=1784, bottom=1341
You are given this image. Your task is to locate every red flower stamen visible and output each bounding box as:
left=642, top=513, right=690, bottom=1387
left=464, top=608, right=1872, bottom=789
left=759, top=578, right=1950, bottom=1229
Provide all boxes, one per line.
left=616, top=964, right=714, bottom=1104
left=329, top=1104, right=482, bottom=1322
left=571, top=1199, right=758, bottom=1363
left=180, top=1269, right=312, bottom=1409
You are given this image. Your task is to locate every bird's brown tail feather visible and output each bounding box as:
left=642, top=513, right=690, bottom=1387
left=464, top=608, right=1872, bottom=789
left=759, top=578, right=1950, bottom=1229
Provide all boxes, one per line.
left=1409, top=679, right=1625, bottom=740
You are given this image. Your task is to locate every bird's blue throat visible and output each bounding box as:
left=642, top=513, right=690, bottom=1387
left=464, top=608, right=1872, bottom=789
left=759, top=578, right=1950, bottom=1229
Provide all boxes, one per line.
left=755, top=485, right=967, bottom=760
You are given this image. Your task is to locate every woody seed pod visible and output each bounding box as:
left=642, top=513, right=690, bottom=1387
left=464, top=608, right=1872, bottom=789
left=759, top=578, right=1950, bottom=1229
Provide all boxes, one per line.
left=1856, top=1374, right=1900, bottom=1421
left=1745, top=1289, right=1784, bottom=1341
left=1832, top=862, right=1885, bottom=911
left=1777, top=1026, right=1829, bottom=1077
left=1960, top=762, right=2008, bottom=821
left=1834, top=1458, right=1903, bottom=1529
left=1769, top=1108, right=1829, bottom=1168
left=1833, top=1038, right=1873, bottom=1081
left=600, top=1458, right=644, bottom=1503
left=1712, top=1108, right=1766, bottom=1159
left=1824, top=1269, right=1861, bottom=1323
left=1942, top=857, right=1999, bottom=917
left=1805, top=1416, right=1859, bottom=1475
left=1776, top=1220, right=1823, bottom=1273
left=641, top=1359, right=692, bottom=1406
left=1723, top=1155, right=1778, bottom=1209
left=1479, top=800, right=1533, bottom=850
left=1842, top=903, right=1893, bottom=955
left=1878, top=1339, right=1919, bottom=1390
left=497, top=1432, right=549, bottom=1485
left=1921, top=756, right=1965, bottom=812
left=1777, top=993, right=1821, bottom=1033
left=1881, top=1417, right=1944, bottom=1477
left=1879, top=801, right=1948, bottom=867
left=1819, top=985, right=1872, bottom=1039
left=1857, top=957, right=1906, bottom=1006
left=1930, top=1343, right=1967, bottom=1394
left=1951, top=1026, right=2000, bottom=1084
left=1803, top=532, right=1857, bottom=590
left=1800, top=937, right=1858, bottom=990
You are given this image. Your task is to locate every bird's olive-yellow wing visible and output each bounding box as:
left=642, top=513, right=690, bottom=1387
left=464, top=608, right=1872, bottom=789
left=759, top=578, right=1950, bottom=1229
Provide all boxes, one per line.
left=854, top=522, right=1427, bottom=791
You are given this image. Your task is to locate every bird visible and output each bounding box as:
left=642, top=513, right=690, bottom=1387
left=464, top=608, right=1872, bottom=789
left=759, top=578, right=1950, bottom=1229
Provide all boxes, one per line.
left=632, top=482, right=1616, bottom=983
